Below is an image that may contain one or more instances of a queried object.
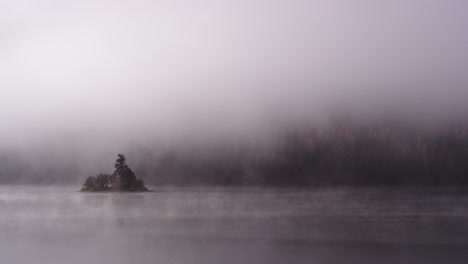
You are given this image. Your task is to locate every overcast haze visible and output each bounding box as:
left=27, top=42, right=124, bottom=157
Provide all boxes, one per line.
left=1, top=0, right=468, bottom=179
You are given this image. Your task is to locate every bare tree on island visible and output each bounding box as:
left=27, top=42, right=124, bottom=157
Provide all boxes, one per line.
left=81, top=154, right=149, bottom=192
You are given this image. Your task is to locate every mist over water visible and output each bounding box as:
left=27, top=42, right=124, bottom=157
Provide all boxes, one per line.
left=2, top=186, right=468, bottom=264
left=2, top=1, right=468, bottom=263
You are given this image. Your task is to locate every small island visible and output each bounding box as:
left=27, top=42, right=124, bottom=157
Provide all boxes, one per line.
left=81, top=154, right=151, bottom=192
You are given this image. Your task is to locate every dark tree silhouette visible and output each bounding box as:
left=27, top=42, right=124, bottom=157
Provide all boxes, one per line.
left=81, top=154, right=149, bottom=192
left=113, top=154, right=137, bottom=189
left=114, top=154, right=129, bottom=174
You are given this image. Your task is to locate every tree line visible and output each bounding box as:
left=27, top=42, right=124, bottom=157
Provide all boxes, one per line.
left=136, top=122, right=468, bottom=186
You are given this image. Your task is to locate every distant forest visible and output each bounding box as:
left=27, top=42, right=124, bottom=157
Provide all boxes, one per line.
left=131, top=121, right=468, bottom=186
left=1, top=120, right=467, bottom=186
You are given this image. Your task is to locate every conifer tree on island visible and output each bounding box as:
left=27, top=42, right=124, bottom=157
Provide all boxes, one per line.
left=81, top=154, right=149, bottom=192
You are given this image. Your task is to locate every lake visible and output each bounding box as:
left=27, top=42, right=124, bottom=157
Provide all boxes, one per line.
left=1, top=186, right=468, bottom=263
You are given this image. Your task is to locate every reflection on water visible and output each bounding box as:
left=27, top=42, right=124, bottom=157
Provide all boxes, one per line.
left=1, top=186, right=468, bottom=264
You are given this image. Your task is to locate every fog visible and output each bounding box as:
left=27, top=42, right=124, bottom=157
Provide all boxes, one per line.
left=1, top=0, right=468, bottom=183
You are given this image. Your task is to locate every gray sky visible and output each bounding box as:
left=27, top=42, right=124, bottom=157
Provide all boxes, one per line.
left=1, top=0, right=468, bottom=148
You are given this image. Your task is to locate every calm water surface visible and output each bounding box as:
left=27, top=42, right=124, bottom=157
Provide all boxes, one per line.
left=1, top=186, right=468, bottom=263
